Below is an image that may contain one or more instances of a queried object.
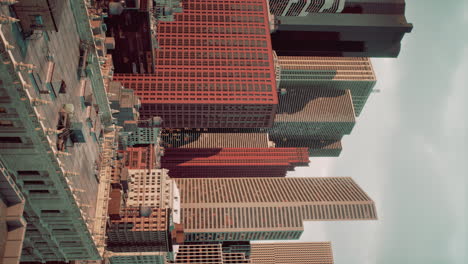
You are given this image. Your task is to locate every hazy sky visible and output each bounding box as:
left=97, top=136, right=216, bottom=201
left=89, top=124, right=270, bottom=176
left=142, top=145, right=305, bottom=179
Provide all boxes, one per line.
left=291, top=1, right=467, bottom=263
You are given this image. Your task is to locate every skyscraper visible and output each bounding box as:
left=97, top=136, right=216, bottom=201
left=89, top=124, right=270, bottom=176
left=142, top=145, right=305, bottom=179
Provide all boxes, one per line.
left=172, top=242, right=334, bottom=264
left=250, top=242, right=334, bottom=264
left=161, top=130, right=271, bottom=149
left=114, top=0, right=279, bottom=128
left=271, top=11, right=413, bottom=57
left=161, top=147, right=309, bottom=178
left=172, top=244, right=250, bottom=264
left=0, top=158, right=26, bottom=264
left=161, top=128, right=343, bottom=157
left=269, top=0, right=346, bottom=16
left=272, top=139, right=343, bottom=157
left=276, top=56, right=376, bottom=116
left=268, top=0, right=407, bottom=16
left=268, top=88, right=356, bottom=141
left=176, top=177, right=377, bottom=242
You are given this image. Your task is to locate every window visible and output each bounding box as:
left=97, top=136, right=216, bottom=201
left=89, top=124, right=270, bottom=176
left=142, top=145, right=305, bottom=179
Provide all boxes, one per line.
left=0, top=121, right=13, bottom=127
left=30, top=190, right=49, bottom=194
left=0, top=137, right=22, bottom=143
left=17, top=170, right=41, bottom=176
left=23, top=180, right=45, bottom=185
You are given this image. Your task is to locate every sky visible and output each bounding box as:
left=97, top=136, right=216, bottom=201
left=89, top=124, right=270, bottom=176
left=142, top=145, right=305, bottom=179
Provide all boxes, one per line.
left=290, top=1, right=467, bottom=263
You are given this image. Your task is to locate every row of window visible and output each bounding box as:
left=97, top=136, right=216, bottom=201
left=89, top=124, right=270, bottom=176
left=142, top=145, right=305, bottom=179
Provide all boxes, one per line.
left=174, top=14, right=265, bottom=23
left=128, top=83, right=275, bottom=92
left=154, top=71, right=272, bottom=78
left=183, top=3, right=265, bottom=12
left=158, top=26, right=266, bottom=35
left=159, top=37, right=268, bottom=48
left=157, top=60, right=271, bottom=67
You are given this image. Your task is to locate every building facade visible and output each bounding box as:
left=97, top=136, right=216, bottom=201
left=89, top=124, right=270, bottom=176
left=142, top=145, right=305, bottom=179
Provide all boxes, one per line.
left=161, top=130, right=271, bottom=149
left=123, top=147, right=155, bottom=170
left=0, top=158, right=26, bottom=264
left=176, top=177, right=377, bottom=242
left=0, top=0, right=115, bottom=260
left=269, top=0, right=346, bottom=16
left=172, top=244, right=250, bottom=264
left=172, top=242, right=334, bottom=264
left=114, top=0, right=278, bottom=128
left=106, top=207, right=171, bottom=252
left=250, top=242, right=333, bottom=264
left=268, top=88, right=356, bottom=141
left=268, top=0, right=407, bottom=17
left=277, top=56, right=376, bottom=116
left=272, top=138, right=343, bottom=157
left=162, top=128, right=343, bottom=157
left=159, top=128, right=309, bottom=178
left=107, top=251, right=166, bottom=264
left=161, top=147, right=309, bottom=178
left=271, top=12, right=413, bottom=57
left=126, top=169, right=178, bottom=209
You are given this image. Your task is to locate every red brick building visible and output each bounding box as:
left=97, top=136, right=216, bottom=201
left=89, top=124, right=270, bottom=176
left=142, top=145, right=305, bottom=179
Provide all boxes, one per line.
left=161, top=148, right=309, bottom=178
left=122, top=146, right=157, bottom=169
left=114, top=0, right=278, bottom=128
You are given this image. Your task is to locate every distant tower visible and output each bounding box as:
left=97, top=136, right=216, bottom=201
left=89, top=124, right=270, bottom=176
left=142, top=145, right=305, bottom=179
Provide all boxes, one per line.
left=176, top=177, right=377, bottom=242
left=276, top=56, right=376, bottom=116
left=268, top=0, right=346, bottom=16
left=268, top=88, right=356, bottom=142
left=268, top=0, right=407, bottom=17
left=161, top=128, right=341, bottom=158
left=162, top=147, right=309, bottom=178
left=271, top=0, right=413, bottom=57
left=272, top=139, right=343, bottom=157
left=158, top=128, right=309, bottom=177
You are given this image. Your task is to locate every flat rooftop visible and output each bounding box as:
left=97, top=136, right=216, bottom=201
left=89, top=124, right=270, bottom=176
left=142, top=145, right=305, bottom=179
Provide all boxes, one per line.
left=0, top=0, right=113, bottom=261
left=1, top=0, right=100, bottom=226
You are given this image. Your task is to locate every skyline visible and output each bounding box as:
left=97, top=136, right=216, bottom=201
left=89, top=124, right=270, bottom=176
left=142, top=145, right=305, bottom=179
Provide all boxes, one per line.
left=4, top=1, right=466, bottom=264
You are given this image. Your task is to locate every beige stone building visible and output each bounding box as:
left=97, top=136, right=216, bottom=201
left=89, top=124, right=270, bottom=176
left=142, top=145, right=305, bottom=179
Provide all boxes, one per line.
left=175, top=177, right=377, bottom=242
left=250, top=242, right=333, bottom=264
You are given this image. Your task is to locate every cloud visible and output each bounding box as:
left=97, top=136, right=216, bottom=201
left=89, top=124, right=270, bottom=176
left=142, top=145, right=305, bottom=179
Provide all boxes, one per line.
left=464, top=2, right=468, bottom=23
left=442, top=47, right=468, bottom=139
left=291, top=3, right=468, bottom=263
left=294, top=56, right=403, bottom=263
